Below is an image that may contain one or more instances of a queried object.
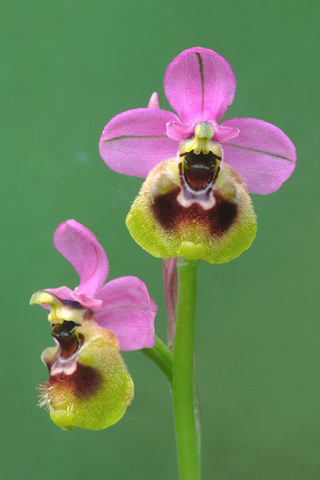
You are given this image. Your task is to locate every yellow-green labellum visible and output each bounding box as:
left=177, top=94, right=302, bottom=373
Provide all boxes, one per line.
left=126, top=156, right=257, bottom=264
left=39, top=320, right=134, bottom=431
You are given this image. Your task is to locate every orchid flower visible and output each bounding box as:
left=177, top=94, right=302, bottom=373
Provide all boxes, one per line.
left=99, top=47, right=296, bottom=263
left=30, top=220, right=157, bottom=430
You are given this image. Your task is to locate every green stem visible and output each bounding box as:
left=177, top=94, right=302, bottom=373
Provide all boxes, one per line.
left=173, top=257, right=201, bottom=480
left=141, top=335, right=173, bottom=382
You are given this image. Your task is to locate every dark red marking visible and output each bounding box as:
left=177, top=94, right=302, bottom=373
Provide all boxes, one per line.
left=152, top=187, right=237, bottom=237
left=49, top=363, right=102, bottom=399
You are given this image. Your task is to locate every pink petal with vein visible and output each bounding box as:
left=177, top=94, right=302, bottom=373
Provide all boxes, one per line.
left=53, top=220, right=109, bottom=298
left=221, top=118, right=296, bottom=194
left=99, top=108, right=180, bottom=177
left=164, top=47, right=236, bottom=125
left=94, top=276, right=157, bottom=351
left=71, top=290, right=103, bottom=309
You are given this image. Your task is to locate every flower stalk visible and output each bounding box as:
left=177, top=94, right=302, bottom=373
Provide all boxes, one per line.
left=141, top=335, right=173, bottom=382
left=172, top=257, right=200, bottom=480
left=162, top=257, right=178, bottom=349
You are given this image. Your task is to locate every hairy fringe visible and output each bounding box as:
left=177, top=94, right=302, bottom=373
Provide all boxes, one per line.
left=37, top=379, right=74, bottom=416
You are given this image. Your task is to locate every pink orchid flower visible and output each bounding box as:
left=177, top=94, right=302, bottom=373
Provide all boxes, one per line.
left=33, top=219, right=157, bottom=351
left=99, top=47, right=296, bottom=195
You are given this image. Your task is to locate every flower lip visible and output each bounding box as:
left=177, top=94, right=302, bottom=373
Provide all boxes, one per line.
left=39, top=319, right=134, bottom=430
left=126, top=156, right=257, bottom=263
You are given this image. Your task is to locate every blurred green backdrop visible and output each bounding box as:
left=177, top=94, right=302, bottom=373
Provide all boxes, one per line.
left=1, top=0, right=319, bottom=479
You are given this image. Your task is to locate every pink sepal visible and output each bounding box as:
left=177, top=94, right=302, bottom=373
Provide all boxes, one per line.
left=99, top=108, right=180, bottom=177
left=164, top=47, right=236, bottom=125
left=221, top=117, right=297, bottom=194
left=94, top=276, right=157, bottom=351
left=53, top=220, right=109, bottom=298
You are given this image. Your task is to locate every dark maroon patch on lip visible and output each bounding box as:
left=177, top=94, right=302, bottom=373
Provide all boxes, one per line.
left=49, top=363, right=102, bottom=399
left=151, top=186, right=237, bottom=236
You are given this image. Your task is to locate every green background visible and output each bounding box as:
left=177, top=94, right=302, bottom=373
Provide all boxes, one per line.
left=1, top=0, right=319, bottom=479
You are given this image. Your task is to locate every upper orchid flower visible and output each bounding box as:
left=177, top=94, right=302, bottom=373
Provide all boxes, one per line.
left=99, top=47, right=296, bottom=263
left=99, top=47, right=296, bottom=194
left=30, top=220, right=157, bottom=430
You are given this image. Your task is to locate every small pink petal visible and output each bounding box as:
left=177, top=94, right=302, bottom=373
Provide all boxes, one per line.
left=53, top=220, right=109, bottom=298
left=148, top=92, right=160, bottom=108
left=221, top=118, right=296, bottom=194
left=99, top=108, right=180, bottom=178
left=44, top=286, right=74, bottom=300
left=166, top=119, right=199, bottom=141
left=207, top=120, right=239, bottom=143
left=41, top=287, right=102, bottom=310
left=71, top=290, right=103, bottom=309
left=94, top=276, right=157, bottom=351
left=164, top=47, right=236, bottom=125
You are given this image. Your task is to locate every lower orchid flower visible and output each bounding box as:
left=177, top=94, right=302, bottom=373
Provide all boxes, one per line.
left=99, top=47, right=296, bottom=263
left=30, top=219, right=157, bottom=430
